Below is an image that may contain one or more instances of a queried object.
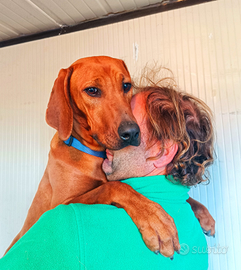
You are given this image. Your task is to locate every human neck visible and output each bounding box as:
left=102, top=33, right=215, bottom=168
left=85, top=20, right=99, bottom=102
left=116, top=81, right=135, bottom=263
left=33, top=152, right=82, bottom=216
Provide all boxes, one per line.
left=144, top=166, right=166, bottom=177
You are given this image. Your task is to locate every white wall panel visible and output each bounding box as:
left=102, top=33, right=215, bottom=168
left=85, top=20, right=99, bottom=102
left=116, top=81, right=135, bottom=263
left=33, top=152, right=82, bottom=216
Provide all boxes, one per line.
left=0, top=0, right=241, bottom=269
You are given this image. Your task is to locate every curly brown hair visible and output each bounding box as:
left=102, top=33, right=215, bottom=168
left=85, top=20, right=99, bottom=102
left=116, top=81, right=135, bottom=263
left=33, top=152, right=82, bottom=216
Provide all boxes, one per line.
left=135, top=82, right=214, bottom=186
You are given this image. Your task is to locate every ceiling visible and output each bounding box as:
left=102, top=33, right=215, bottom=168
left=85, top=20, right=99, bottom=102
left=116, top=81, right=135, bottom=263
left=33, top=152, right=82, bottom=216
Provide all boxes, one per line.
left=0, top=0, right=166, bottom=42
left=0, top=0, right=212, bottom=46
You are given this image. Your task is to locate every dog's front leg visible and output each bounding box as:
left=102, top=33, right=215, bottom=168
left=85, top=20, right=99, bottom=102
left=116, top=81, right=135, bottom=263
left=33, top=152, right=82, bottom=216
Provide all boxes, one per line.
left=4, top=171, right=52, bottom=254
left=70, top=181, right=180, bottom=258
left=187, top=197, right=215, bottom=237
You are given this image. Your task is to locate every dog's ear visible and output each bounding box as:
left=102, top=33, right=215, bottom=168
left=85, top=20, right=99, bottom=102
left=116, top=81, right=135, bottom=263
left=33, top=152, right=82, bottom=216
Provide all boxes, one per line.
left=46, top=67, right=73, bottom=141
left=121, top=60, right=130, bottom=75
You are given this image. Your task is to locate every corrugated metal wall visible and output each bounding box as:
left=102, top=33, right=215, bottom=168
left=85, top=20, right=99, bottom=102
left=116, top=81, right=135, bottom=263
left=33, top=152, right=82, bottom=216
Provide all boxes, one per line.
left=0, top=0, right=240, bottom=268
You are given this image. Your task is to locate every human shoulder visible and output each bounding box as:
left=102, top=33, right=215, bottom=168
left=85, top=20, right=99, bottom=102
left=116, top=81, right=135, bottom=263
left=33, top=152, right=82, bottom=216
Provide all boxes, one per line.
left=0, top=205, right=81, bottom=270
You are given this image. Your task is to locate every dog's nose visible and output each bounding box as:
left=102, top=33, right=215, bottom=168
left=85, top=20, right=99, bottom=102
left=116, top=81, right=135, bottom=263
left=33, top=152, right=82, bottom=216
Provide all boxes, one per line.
left=118, top=122, right=140, bottom=146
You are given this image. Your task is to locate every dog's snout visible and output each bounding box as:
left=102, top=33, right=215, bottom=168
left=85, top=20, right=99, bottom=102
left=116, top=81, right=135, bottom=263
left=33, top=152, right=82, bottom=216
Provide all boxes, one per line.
left=118, top=122, right=140, bottom=146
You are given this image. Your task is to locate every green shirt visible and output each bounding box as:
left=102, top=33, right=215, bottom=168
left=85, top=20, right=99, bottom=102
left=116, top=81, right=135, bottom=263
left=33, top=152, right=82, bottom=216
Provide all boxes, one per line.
left=0, top=175, right=208, bottom=269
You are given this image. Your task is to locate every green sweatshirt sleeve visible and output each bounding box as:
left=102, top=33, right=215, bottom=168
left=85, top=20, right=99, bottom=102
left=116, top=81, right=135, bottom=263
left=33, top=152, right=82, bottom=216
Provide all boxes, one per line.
left=0, top=205, right=81, bottom=270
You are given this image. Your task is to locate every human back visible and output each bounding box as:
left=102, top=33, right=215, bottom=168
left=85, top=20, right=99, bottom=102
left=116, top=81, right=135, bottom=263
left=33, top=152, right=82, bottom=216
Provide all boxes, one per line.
left=1, top=175, right=207, bottom=270
left=68, top=175, right=207, bottom=270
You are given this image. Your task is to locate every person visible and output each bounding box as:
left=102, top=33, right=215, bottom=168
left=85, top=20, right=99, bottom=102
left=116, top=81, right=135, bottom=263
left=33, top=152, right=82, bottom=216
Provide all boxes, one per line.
left=0, top=79, right=214, bottom=270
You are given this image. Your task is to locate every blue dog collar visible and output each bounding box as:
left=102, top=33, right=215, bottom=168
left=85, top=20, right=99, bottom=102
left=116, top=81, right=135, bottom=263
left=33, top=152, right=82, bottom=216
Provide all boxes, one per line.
left=64, top=135, right=107, bottom=159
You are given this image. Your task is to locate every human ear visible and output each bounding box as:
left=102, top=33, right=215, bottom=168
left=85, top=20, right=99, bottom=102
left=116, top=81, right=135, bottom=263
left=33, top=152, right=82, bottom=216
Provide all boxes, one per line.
left=153, top=142, right=178, bottom=168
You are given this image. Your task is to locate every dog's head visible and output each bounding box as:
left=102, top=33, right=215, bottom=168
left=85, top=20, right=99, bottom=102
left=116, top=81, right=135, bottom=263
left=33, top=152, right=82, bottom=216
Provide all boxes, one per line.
left=46, top=56, right=140, bottom=150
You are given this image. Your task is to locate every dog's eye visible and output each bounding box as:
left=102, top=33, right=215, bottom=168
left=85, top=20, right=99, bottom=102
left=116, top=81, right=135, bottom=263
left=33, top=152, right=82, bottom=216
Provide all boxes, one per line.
left=84, top=87, right=101, bottom=97
left=123, top=83, right=132, bottom=93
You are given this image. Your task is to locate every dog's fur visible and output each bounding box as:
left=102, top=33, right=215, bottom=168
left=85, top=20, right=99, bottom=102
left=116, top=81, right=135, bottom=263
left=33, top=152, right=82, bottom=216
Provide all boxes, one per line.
left=6, top=56, right=181, bottom=257
left=6, top=56, right=214, bottom=257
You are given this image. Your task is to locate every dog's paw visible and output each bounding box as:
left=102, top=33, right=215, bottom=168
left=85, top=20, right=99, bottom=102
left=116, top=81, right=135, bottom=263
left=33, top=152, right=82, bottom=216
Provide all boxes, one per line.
left=131, top=200, right=180, bottom=258
left=196, top=206, right=215, bottom=237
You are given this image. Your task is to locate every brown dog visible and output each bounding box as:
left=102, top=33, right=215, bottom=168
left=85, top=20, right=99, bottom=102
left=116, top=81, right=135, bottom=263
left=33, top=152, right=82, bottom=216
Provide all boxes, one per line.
left=6, top=56, right=181, bottom=257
